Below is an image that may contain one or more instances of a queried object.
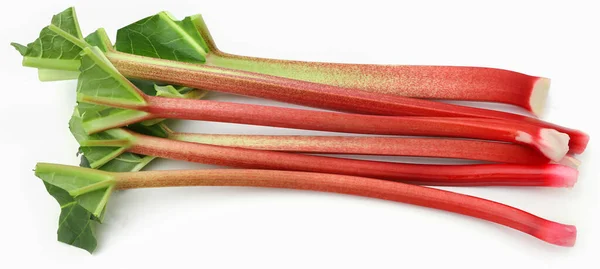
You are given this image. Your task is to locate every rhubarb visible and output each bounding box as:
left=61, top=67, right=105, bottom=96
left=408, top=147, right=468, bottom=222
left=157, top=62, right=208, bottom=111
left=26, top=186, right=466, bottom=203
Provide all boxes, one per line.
left=115, top=11, right=551, bottom=116
left=69, top=110, right=577, bottom=188
left=156, top=123, right=556, bottom=165
left=11, top=8, right=588, bottom=153
left=82, top=119, right=567, bottom=174
left=69, top=47, right=569, bottom=161
left=34, top=163, right=578, bottom=252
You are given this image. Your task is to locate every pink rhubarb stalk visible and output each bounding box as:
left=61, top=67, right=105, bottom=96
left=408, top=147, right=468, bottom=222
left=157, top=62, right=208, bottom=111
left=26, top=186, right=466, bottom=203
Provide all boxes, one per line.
left=135, top=97, right=570, bottom=162
left=115, top=168, right=576, bottom=246
left=192, top=15, right=551, bottom=116
left=109, top=129, right=578, bottom=187
left=168, top=130, right=559, bottom=165
left=209, top=58, right=551, bottom=116
left=105, top=51, right=588, bottom=154
left=36, top=163, right=577, bottom=247
left=84, top=92, right=571, bottom=162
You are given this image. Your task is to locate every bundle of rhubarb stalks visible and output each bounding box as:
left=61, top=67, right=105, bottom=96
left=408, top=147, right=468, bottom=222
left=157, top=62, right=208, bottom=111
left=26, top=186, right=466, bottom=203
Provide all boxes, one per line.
left=14, top=7, right=588, bottom=253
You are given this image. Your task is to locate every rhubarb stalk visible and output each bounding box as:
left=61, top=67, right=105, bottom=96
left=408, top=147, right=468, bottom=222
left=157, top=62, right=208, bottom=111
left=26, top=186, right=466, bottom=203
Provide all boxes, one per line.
left=71, top=47, right=570, bottom=161
left=159, top=124, right=556, bottom=165
left=11, top=8, right=588, bottom=153
left=115, top=11, right=551, bottom=116
left=34, top=163, right=578, bottom=253
left=70, top=113, right=577, bottom=188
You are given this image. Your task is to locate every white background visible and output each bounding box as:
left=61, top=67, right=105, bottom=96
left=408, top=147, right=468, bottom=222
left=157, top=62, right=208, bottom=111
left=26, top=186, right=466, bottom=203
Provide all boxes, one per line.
left=1, top=0, right=598, bottom=268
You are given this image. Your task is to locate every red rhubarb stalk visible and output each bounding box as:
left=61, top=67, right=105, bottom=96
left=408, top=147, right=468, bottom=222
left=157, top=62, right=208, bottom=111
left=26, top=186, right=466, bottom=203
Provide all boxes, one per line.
left=74, top=47, right=575, bottom=161
left=36, top=163, right=577, bottom=247
left=110, top=129, right=577, bottom=187
left=208, top=57, right=551, bottom=116
left=117, top=168, right=576, bottom=247
left=118, top=12, right=551, bottom=116
left=105, top=51, right=588, bottom=154
left=193, top=15, right=551, bottom=116
left=83, top=94, right=570, bottom=162
left=12, top=9, right=588, bottom=152
left=168, top=129, right=557, bottom=165
left=137, top=97, right=570, bottom=162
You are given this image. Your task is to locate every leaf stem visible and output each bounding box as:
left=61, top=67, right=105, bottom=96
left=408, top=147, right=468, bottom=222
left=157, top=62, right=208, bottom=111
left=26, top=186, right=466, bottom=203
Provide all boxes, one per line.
left=78, top=139, right=132, bottom=148
left=69, top=179, right=115, bottom=197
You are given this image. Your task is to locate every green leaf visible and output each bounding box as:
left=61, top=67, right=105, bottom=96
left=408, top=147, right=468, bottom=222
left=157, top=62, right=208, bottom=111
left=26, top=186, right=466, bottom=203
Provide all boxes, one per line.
left=45, top=182, right=97, bottom=253
left=84, top=28, right=113, bottom=53
left=36, top=163, right=117, bottom=253
left=96, top=153, right=155, bottom=172
left=12, top=7, right=87, bottom=74
left=129, top=78, right=206, bottom=99
left=70, top=108, right=136, bottom=169
left=76, top=47, right=211, bottom=134
left=154, top=84, right=186, bottom=98
left=74, top=54, right=203, bottom=170
left=76, top=47, right=150, bottom=134
left=78, top=47, right=145, bottom=103
left=12, top=9, right=114, bottom=83
left=115, top=11, right=209, bottom=63
left=128, top=122, right=170, bottom=138
left=11, top=42, right=28, bottom=55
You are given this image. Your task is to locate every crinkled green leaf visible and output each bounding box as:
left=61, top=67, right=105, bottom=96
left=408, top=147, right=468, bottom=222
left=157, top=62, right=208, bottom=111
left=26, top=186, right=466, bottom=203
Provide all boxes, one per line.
left=72, top=106, right=158, bottom=172
left=11, top=42, right=29, bottom=55
left=96, top=153, right=155, bottom=172
left=12, top=9, right=115, bottom=83
left=115, top=11, right=209, bottom=63
left=78, top=47, right=145, bottom=104
left=70, top=108, right=136, bottom=169
left=12, top=7, right=87, bottom=74
left=128, top=122, right=170, bottom=138
left=84, top=28, right=113, bottom=53
left=129, top=78, right=203, bottom=98
left=36, top=163, right=117, bottom=253
left=154, top=84, right=186, bottom=98
left=45, top=182, right=97, bottom=253
left=75, top=60, right=201, bottom=170
left=76, top=47, right=150, bottom=134
left=36, top=163, right=115, bottom=217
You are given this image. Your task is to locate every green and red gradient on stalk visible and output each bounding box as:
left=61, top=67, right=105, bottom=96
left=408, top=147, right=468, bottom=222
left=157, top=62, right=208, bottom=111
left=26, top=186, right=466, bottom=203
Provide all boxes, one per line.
left=12, top=7, right=584, bottom=253
left=12, top=8, right=588, bottom=154
left=35, top=163, right=577, bottom=253
left=54, top=44, right=577, bottom=188
left=120, top=10, right=551, bottom=116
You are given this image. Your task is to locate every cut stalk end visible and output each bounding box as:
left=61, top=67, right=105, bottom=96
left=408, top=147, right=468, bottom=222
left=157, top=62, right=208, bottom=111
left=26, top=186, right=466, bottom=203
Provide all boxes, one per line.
left=534, top=222, right=577, bottom=247
left=538, top=129, right=571, bottom=162
left=555, top=155, right=581, bottom=170
left=529, top=77, right=550, bottom=117
left=546, top=165, right=579, bottom=188
left=569, top=131, right=590, bottom=154
left=518, top=129, right=570, bottom=162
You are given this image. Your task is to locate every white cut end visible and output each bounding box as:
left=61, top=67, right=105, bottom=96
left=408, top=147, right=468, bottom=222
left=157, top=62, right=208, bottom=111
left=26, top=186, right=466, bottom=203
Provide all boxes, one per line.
left=529, top=78, right=550, bottom=117
left=548, top=165, right=579, bottom=188
left=515, top=131, right=533, bottom=144
left=554, top=156, right=582, bottom=170
left=536, top=129, right=570, bottom=162
left=517, top=129, right=570, bottom=162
